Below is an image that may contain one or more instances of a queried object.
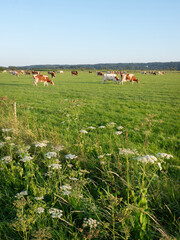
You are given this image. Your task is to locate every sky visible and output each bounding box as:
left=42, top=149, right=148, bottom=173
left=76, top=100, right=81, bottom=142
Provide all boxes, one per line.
left=0, top=0, right=180, bottom=67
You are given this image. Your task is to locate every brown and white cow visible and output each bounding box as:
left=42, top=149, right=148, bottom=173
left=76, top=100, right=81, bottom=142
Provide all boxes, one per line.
left=96, top=71, right=104, bottom=76
left=33, top=75, right=54, bottom=86
left=48, top=71, right=56, bottom=78
left=17, top=70, right=24, bottom=75
left=120, top=73, right=139, bottom=85
left=71, top=71, right=78, bottom=76
left=32, top=71, right=40, bottom=75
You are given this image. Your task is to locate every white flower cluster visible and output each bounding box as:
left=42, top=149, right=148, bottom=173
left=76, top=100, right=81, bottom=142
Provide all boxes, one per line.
left=54, top=145, right=64, bottom=152
left=135, top=155, right=158, bottom=163
left=116, top=126, right=123, bottom=130
left=0, top=142, right=5, bottom=148
left=88, top=126, right=96, bottom=130
left=98, top=126, right=106, bottom=129
left=114, top=131, right=122, bottom=135
left=2, top=128, right=13, bottom=132
left=65, top=154, right=78, bottom=160
left=60, top=184, right=72, bottom=195
left=156, top=153, right=173, bottom=159
left=4, top=136, right=12, bottom=141
left=107, top=122, right=116, bottom=127
left=49, top=208, right=63, bottom=218
left=98, top=155, right=104, bottom=159
left=45, top=152, right=57, bottom=159
left=48, top=163, right=62, bottom=170
left=36, top=207, right=44, bottom=214
left=20, top=155, right=33, bottom=163
left=35, top=142, right=47, bottom=148
left=1, top=156, right=11, bottom=164
left=15, top=190, right=28, bottom=198
left=34, top=196, right=44, bottom=200
left=83, top=218, right=99, bottom=229
left=80, top=130, right=88, bottom=134
left=119, top=148, right=138, bottom=155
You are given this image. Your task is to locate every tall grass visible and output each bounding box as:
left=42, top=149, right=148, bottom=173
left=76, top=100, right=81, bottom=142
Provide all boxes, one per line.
left=0, top=71, right=180, bottom=239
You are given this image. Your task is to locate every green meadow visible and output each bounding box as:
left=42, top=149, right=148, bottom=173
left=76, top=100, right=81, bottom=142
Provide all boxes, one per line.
left=0, top=70, right=180, bottom=239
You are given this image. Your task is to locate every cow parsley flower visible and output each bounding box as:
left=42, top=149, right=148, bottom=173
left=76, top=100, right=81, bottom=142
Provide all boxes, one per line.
left=88, top=126, right=96, bottom=130
left=1, top=156, right=11, bottom=164
left=136, top=155, right=157, bottom=164
left=36, top=207, right=45, bottom=214
left=60, top=184, right=72, bottom=191
left=45, top=152, right=57, bottom=159
left=48, top=163, right=62, bottom=170
left=114, top=131, right=122, bottom=135
left=98, top=126, right=106, bottom=129
left=107, top=122, right=116, bottom=127
left=49, top=208, right=63, bottom=218
left=2, top=128, right=13, bottom=132
left=0, top=142, right=5, bottom=148
left=156, top=153, right=173, bottom=159
left=69, top=177, right=78, bottom=181
left=4, top=136, right=12, bottom=141
left=119, top=148, right=138, bottom=155
left=35, top=142, right=47, bottom=148
left=20, top=156, right=33, bottom=162
left=98, top=155, right=104, bottom=159
left=83, top=218, right=99, bottom=229
left=15, top=190, right=28, bottom=198
left=54, top=145, right=64, bottom=152
left=34, top=196, right=44, bottom=200
left=80, top=130, right=88, bottom=134
left=116, top=126, right=123, bottom=130
left=65, top=154, right=78, bottom=160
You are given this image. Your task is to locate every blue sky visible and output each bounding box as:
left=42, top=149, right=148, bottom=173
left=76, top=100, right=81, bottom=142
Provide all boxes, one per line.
left=0, top=0, right=180, bottom=67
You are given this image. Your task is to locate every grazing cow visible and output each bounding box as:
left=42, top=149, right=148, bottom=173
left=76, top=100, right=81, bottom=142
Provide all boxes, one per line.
left=120, top=73, right=139, bottom=85
left=25, top=71, right=31, bottom=75
left=2, top=70, right=7, bottom=73
left=103, top=74, right=120, bottom=83
left=57, top=70, right=64, bottom=74
left=48, top=71, right=56, bottom=78
left=9, top=70, right=19, bottom=77
left=17, top=70, right=24, bottom=74
left=158, top=71, right=165, bottom=75
left=33, top=75, right=54, bottom=86
left=96, top=71, right=104, bottom=76
left=71, top=71, right=78, bottom=76
left=89, top=71, right=92, bottom=73
left=32, top=71, right=40, bottom=75
left=141, top=71, right=147, bottom=74
left=149, top=71, right=156, bottom=75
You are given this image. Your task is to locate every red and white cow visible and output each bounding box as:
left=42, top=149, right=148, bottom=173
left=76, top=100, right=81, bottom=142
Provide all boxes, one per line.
left=33, top=75, right=54, bottom=86
left=120, top=73, right=139, bottom=85
left=32, top=71, right=40, bottom=75
left=48, top=71, right=56, bottom=78
left=71, top=71, right=78, bottom=76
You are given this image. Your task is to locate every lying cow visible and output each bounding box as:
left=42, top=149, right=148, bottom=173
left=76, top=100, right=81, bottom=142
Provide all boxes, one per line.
left=33, top=74, right=54, bottom=86
left=103, top=74, right=120, bottom=83
left=120, top=73, right=139, bottom=85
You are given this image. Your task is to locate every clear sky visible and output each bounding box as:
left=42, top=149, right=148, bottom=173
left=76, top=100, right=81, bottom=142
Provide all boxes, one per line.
left=0, top=0, right=180, bottom=67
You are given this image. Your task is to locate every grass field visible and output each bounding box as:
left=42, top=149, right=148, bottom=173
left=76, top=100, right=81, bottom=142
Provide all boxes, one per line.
left=0, top=70, right=180, bottom=239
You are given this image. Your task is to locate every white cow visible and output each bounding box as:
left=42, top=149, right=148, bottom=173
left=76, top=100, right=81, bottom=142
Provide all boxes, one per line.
left=57, top=70, right=64, bottom=74
left=103, top=74, right=120, bottom=83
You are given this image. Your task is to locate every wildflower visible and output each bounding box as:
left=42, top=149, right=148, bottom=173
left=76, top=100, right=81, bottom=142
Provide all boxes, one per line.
left=62, top=190, right=71, bottom=195
left=4, top=136, right=12, bottom=141
left=67, top=164, right=73, bottom=168
left=116, top=126, right=123, bottom=130
left=15, top=190, right=28, bottom=198
left=2, top=128, right=13, bottom=132
left=107, top=122, right=116, bottom=127
left=0, top=142, right=5, bottom=148
left=106, top=153, right=111, bottom=156
left=44, top=171, right=53, bottom=177
left=119, top=148, right=138, bottom=155
left=1, top=156, right=11, bottom=164
left=54, top=145, right=64, bottom=152
left=36, top=207, right=45, bottom=214
left=114, top=131, right=122, bottom=135
left=80, top=130, right=88, bottom=134
left=98, top=155, right=104, bottom=159
left=35, top=142, right=47, bottom=148
left=156, top=153, right=173, bottom=159
left=61, top=121, right=65, bottom=124
left=79, top=169, right=90, bottom=175
left=20, top=156, right=33, bottom=162
left=9, top=143, right=15, bottom=146
left=88, top=126, right=96, bottom=130
left=60, top=184, right=72, bottom=191
left=45, top=152, right=57, bottom=159
left=135, top=155, right=157, bottom=164
left=98, top=126, right=106, bottom=129
left=48, top=163, right=62, bottom=170
left=69, top=177, right=78, bottom=181
left=65, top=154, right=78, bottom=160
left=34, top=196, right=44, bottom=200
left=157, top=162, right=162, bottom=171
left=83, top=218, right=99, bottom=229
left=49, top=208, right=63, bottom=218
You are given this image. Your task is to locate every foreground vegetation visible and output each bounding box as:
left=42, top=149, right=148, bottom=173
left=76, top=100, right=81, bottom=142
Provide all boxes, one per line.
left=0, top=71, right=180, bottom=239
